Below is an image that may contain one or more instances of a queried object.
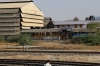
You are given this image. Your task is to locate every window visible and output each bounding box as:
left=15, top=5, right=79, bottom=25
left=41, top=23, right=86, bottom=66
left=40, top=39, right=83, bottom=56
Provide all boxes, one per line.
left=80, top=24, right=82, bottom=28
left=57, top=25, right=60, bottom=28
left=62, top=25, right=65, bottom=28
left=68, top=25, right=70, bottom=27
left=74, top=25, right=77, bottom=28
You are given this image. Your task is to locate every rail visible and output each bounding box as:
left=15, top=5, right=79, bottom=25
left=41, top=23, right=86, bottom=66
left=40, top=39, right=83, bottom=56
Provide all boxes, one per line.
left=0, top=50, right=100, bottom=54
left=0, top=59, right=99, bottom=66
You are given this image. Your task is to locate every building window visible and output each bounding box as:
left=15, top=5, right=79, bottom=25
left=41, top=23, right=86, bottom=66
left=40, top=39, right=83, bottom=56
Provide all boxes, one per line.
left=80, top=24, right=82, bottom=28
left=62, top=25, right=65, bottom=28
left=57, top=25, right=60, bottom=28
left=68, top=25, right=70, bottom=27
left=74, top=25, right=77, bottom=28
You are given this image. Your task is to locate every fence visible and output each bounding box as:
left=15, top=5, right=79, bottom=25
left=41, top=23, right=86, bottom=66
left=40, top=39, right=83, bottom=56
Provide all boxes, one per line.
left=32, top=36, right=60, bottom=41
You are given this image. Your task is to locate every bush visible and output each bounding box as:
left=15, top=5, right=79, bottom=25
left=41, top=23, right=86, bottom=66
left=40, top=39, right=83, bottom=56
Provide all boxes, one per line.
left=71, top=35, right=86, bottom=44
left=0, top=35, right=5, bottom=42
left=18, top=34, right=32, bottom=46
left=9, top=34, right=32, bottom=46
left=9, top=35, right=20, bottom=42
left=71, top=34, right=100, bottom=46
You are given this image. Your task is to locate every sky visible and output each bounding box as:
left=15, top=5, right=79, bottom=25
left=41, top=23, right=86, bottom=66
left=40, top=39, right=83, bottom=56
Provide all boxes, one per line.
left=0, top=0, right=31, bottom=2
left=33, top=0, right=100, bottom=21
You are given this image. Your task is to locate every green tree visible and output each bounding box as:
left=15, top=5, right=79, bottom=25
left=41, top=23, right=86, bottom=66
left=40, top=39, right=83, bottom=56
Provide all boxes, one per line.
left=18, top=34, right=32, bottom=46
left=0, top=35, right=5, bottom=42
left=18, top=34, right=32, bottom=51
left=10, top=34, right=32, bottom=51
left=87, top=22, right=100, bottom=33
left=9, top=35, right=20, bottom=42
left=72, top=34, right=100, bottom=46
left=73, top=17, right=79, bottom=21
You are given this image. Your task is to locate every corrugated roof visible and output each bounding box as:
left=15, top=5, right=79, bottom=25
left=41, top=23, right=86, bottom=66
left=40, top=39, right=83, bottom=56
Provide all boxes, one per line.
left=0, top=2, right=30, bottom=8
left=53, top=20, right=100, bottom=25
left=0, top=0, right=44, bottom=28
left=0, top=0, right=32, bottom=2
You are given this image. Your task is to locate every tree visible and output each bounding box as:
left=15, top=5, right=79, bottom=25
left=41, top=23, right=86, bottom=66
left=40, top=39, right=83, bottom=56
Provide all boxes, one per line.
left=73, top=17, right=79, bottom=21
left=18, top=34, right=32, bottom=51
left=10, top=34, right=32, bottom=51
left=87, top=22, right=100, bottom=33
left=0, top=35, right=5, bottom=42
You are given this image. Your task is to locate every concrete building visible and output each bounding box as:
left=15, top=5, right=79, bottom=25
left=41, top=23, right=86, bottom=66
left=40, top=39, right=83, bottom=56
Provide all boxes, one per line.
left=52, top=20, right=100, bottom=39
left=0, top=0, right=44, bottom=38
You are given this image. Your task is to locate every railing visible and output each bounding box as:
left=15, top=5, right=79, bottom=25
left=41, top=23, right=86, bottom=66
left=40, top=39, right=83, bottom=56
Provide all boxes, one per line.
left=21, top=28, right=61, bottom=33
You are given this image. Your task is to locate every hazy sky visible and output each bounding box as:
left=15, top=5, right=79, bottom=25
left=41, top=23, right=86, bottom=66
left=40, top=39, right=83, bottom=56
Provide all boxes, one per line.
left=34, top=0, right=100, bottom=21
left=0, top=0, right=31, bottom=2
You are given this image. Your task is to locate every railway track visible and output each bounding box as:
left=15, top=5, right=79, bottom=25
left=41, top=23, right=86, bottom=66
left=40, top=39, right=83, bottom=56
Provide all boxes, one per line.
left=0, top=50, right=99, bottom=66
left=0, top=59, right=99, bottom=66
left=0, top=50, right=100, bottom=54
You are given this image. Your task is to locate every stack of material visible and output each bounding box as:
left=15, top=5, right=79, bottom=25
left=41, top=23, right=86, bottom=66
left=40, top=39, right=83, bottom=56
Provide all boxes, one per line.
left=0, top=0, right=44, bottom=35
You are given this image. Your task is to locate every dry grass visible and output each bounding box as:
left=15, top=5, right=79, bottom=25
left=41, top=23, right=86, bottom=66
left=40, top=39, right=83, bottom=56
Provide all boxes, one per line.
left=0, top=42, right=19, bottom=50
left=36, top=41, right=100, bottom=50
left=0, top=41, right=100, bottom=50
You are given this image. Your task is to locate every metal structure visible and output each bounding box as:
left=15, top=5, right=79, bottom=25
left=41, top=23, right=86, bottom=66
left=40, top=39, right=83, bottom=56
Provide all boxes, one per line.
left=0, top=59, right=99, bottom=66
left=0, top=0, right=44, bottom=36
left=0, top=8, right=20, bottom=35
left=0, top=50, right=100, bottom=55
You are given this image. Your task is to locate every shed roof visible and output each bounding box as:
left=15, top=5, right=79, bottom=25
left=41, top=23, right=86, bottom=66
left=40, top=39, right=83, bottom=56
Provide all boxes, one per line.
left=53, top=20, right=100, bottom=25
left=0, top=0, right=32, bottom=3
left=0, top=1, right=44, bottom=15
left=0, top=0, right=44, bottom=28
left=0, top=2, right=30, bottom=8
left=53, top=21, right=89, bottom=25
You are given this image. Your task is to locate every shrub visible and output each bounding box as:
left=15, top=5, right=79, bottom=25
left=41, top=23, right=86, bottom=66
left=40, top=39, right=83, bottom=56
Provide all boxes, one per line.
left=0, top=35, right=5, bottom=42
left=9, top=34, right=32, bottom=46
left=18, top=34, right=32, bottom=46
left=9, top=35, right=20, bottom=42
left=71, top=34, right=100, bottom=46
left=71, top=35, right=86, bottom=44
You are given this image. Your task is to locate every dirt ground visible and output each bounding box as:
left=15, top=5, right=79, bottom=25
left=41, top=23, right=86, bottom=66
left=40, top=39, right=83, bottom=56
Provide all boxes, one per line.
left=0, top=41, right=100, bottom=63
left=0, top=55, right=100, bottom=63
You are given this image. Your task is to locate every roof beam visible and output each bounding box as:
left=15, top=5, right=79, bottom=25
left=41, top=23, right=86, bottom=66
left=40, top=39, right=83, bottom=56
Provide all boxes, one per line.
left=0, top=0, right=33, bottom=3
